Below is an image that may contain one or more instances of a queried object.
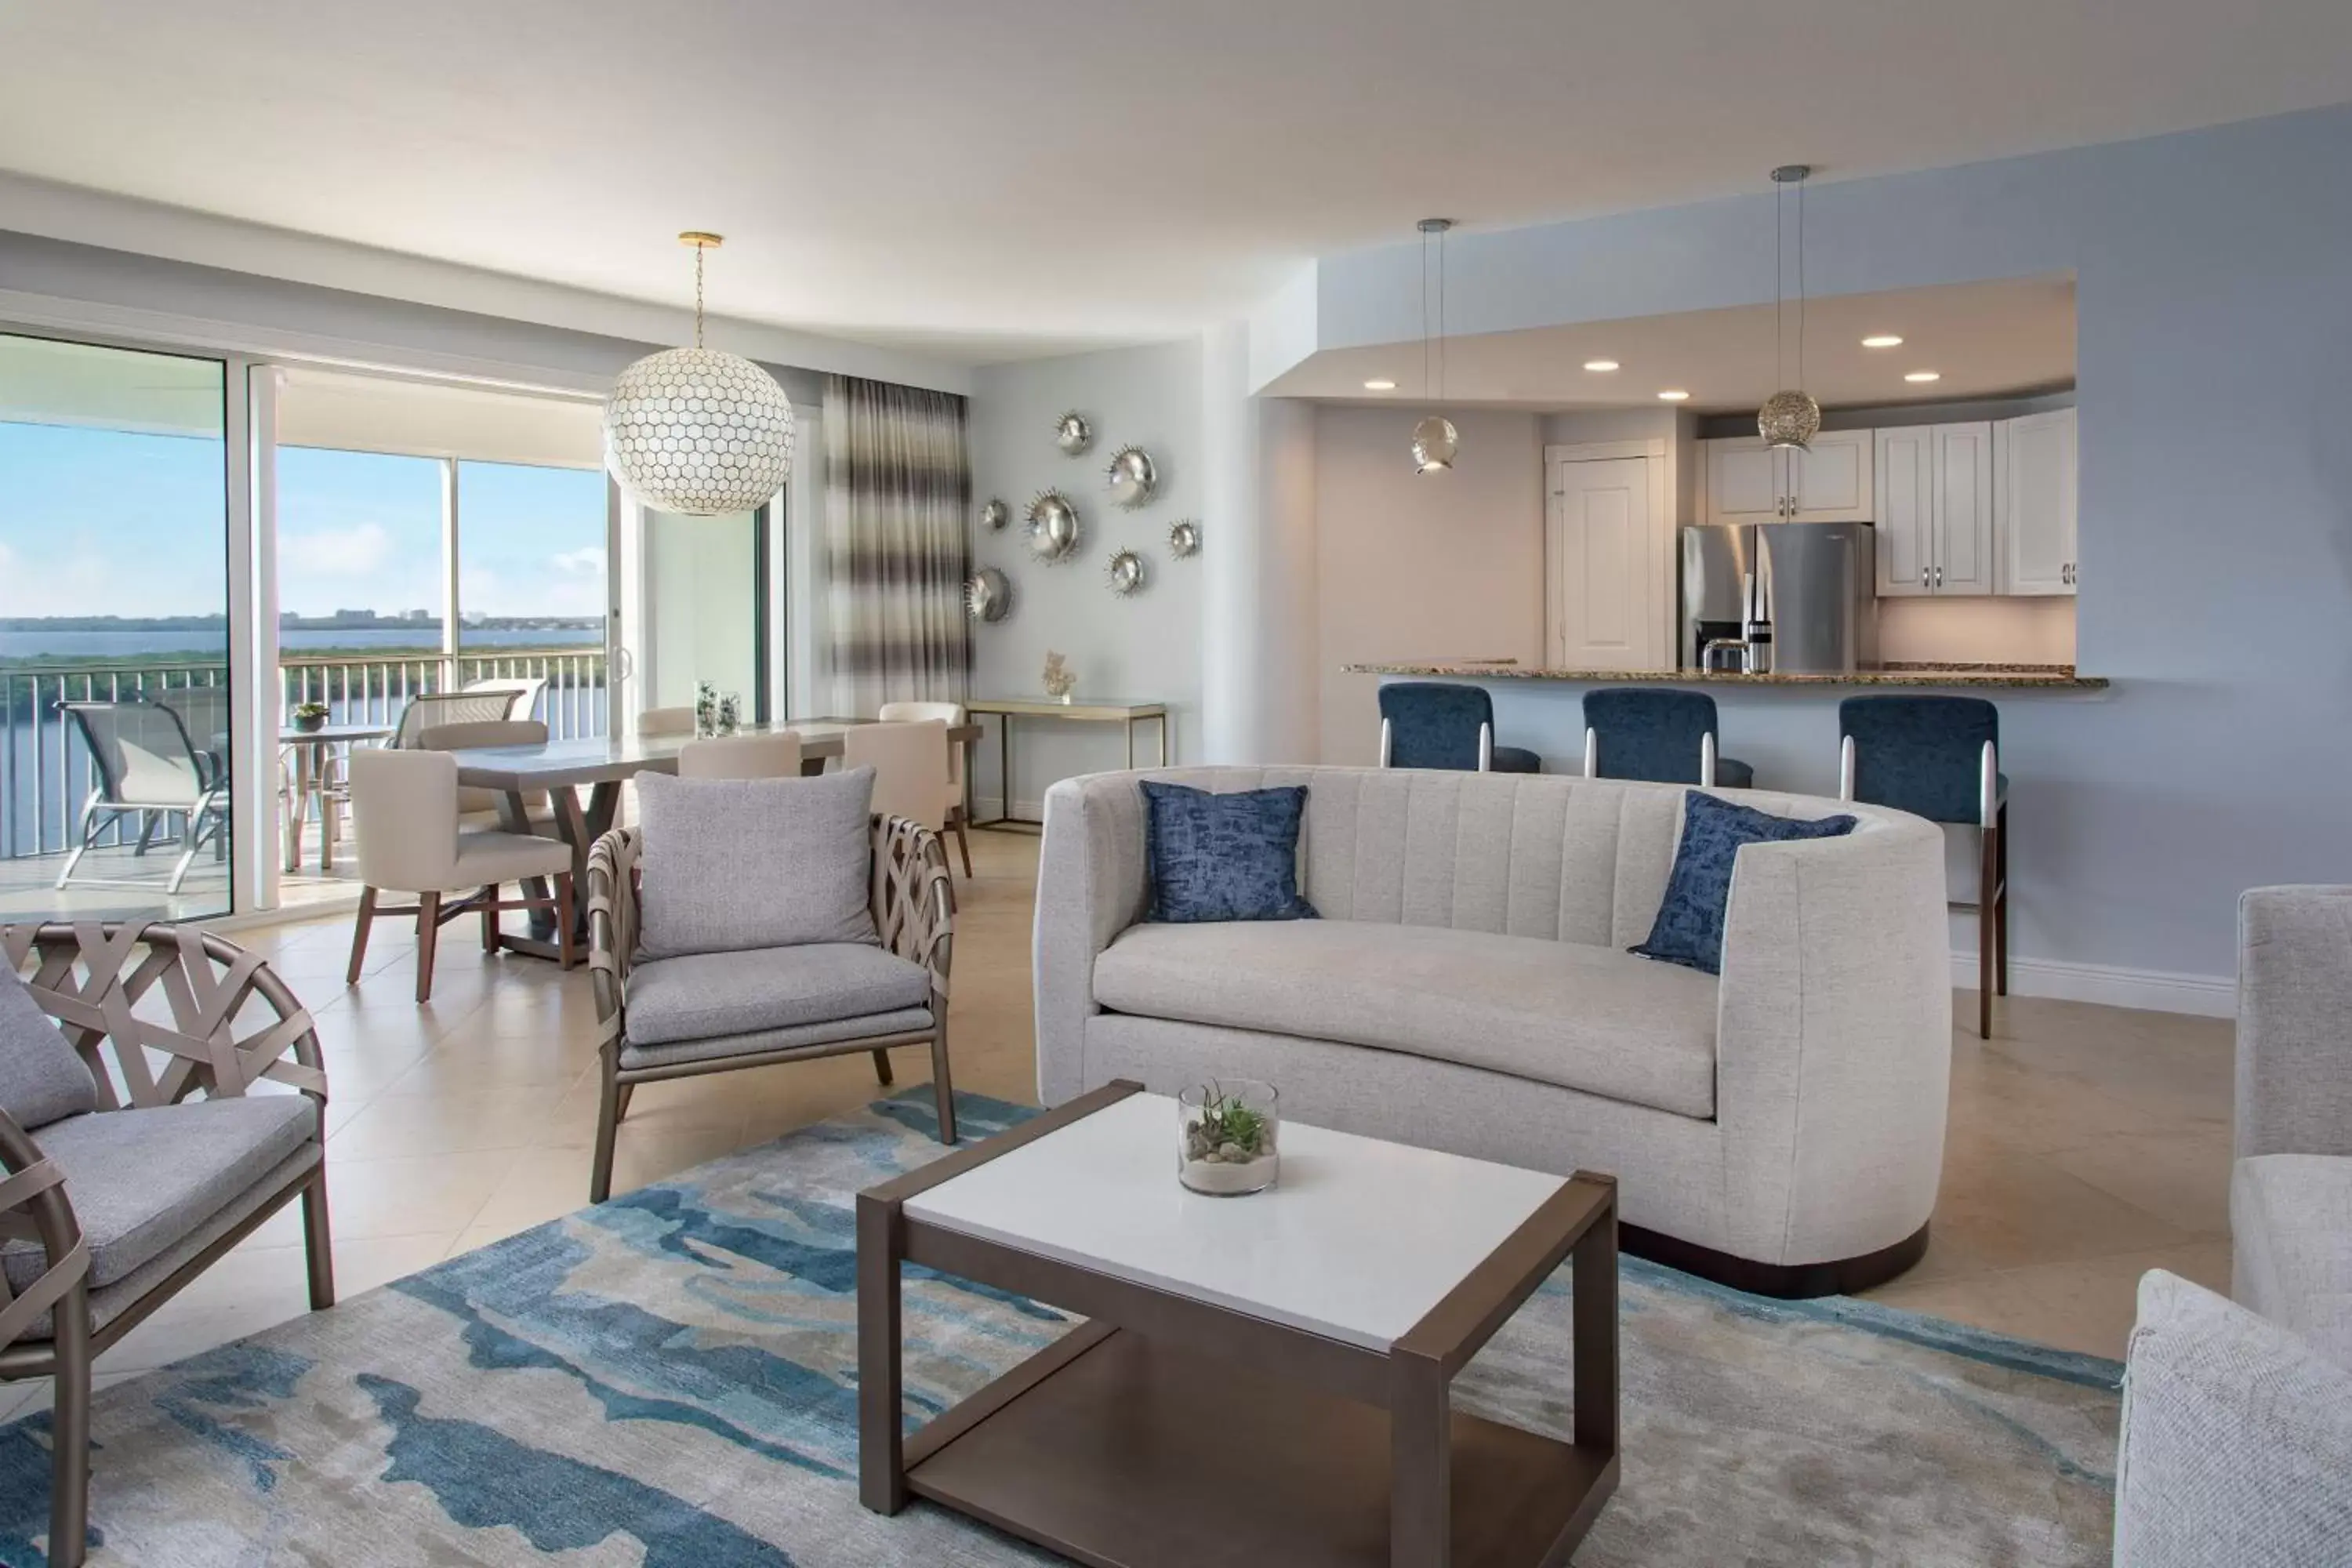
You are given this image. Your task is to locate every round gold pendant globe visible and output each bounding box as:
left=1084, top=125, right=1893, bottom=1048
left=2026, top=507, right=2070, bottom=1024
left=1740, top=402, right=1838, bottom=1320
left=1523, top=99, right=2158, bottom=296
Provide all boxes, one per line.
left=1758, top=390, right=1821, bottom=451
left=1411, top=416, right=1459, bottom=474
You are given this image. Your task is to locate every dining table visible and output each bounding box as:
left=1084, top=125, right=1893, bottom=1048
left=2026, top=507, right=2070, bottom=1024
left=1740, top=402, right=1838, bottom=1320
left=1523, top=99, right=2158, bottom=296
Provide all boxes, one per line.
left=446, top=717, right=985, bottom=959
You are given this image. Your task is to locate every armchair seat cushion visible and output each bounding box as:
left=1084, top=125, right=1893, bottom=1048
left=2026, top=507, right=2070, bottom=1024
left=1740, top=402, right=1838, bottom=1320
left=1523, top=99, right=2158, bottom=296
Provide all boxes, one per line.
left=2233, top=1153, right=2352, bottom=1371
left=625, top=943, right=931, bottom=1047
left=620, top=1007, right=937, bottom=1072
left=1092, top=920, right=1719, bottom=1118
left=0, top=1094, right=318, bottom=1294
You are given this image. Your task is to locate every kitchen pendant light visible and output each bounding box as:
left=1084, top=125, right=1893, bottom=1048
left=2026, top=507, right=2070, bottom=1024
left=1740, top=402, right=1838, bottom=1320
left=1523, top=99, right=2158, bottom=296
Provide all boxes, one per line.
left=604, top=233, right=797, bottom=517
left=1412, top=218, right=1458, bottom=475
left=1757, top=166, right=1822, bottom=452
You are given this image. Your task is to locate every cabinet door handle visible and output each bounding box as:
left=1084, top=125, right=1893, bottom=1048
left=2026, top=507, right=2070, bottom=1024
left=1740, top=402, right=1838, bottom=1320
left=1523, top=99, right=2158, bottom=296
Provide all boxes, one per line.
left=1934, top=564, right=1944, bottom=588
left=1920, top=566, right=1931, bottom=588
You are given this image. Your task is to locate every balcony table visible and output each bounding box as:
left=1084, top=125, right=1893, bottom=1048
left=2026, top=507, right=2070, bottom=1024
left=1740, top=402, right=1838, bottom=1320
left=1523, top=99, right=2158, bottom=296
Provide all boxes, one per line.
left=446, top=718, right=982, bottom=959
left=280, top=722, right=393, bottom=873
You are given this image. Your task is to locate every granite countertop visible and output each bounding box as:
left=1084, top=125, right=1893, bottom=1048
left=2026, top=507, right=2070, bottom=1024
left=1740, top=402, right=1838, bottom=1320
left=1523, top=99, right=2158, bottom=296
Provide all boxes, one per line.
left=1344, top=660, right=2108, bottom=690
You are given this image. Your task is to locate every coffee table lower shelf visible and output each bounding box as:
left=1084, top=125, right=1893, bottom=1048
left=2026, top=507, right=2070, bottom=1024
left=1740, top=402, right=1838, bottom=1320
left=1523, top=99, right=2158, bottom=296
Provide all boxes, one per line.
left=905, top=1325, right=1616, bottom=1568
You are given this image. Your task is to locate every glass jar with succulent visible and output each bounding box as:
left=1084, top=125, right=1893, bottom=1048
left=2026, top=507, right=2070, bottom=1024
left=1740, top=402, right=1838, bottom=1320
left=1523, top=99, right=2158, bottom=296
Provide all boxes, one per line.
left=291, top=701, right=331, bottom=733
left=717, top=692, right=742, bottom=735
left=1177, top=1080, right=1280, bottom=1196
left=694, top=680, right=719, bottom=738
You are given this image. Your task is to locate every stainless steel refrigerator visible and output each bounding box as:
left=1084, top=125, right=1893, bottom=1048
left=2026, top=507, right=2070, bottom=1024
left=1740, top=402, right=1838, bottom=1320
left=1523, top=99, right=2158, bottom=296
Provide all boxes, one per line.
left=1680, top=522, right=1878, bottom=673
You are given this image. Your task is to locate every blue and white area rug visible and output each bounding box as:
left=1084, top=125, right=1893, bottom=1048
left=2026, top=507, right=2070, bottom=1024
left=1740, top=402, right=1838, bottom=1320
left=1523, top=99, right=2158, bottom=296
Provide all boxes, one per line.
left=0, top=1093, right=2122, bottom=1565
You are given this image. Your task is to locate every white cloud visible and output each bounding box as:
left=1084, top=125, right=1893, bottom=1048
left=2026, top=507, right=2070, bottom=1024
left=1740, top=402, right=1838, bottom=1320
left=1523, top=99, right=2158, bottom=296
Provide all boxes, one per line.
left=280, top=523, right=392, bottom=575
left=550, top=546, right=605, bottom=577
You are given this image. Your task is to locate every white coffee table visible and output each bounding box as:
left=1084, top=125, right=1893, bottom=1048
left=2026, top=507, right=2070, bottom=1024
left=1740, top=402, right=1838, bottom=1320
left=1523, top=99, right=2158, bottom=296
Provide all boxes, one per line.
left=858, top=1080, right=1620, bottom=1568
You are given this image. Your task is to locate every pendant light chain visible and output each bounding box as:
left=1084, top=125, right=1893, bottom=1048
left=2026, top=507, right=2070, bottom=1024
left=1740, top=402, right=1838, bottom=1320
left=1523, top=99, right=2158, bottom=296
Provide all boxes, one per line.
left=1437, top=224, right=1447, bottom=401
left=1795, top=172, right=1806, bottom=390
left=694, top=241, right=706, bottom=350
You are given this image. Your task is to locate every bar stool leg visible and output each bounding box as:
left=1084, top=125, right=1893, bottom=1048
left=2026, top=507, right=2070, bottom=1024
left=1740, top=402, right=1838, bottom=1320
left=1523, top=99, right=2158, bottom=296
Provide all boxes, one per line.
left=1994, top=802, right=2010, bottom=997
left=1977, top=822, right=1998, bottom=1040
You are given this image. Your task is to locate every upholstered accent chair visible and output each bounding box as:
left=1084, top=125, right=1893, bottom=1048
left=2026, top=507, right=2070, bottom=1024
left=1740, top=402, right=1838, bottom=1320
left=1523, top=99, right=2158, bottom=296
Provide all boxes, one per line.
left=0, top=924, right=333, bottom=1568
left=1840, top=695, right=2007, bottom=1038
left=2114, top=887, right=2352, bottom=1566
left=1376, top=682, right=1541, bottom=773
left=1581, top=688, right=1755, bottom=789
left=345, top=747, right=576, bottom=1001
left=878, top=701, right=975, bottom=877
left=585, top=812, right=956, bottom=1203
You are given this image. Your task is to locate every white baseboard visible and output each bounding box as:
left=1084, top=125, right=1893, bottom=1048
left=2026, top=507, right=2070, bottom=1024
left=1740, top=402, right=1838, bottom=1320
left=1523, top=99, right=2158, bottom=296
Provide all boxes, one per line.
left=1950, top=952, right=2235, bottom=1018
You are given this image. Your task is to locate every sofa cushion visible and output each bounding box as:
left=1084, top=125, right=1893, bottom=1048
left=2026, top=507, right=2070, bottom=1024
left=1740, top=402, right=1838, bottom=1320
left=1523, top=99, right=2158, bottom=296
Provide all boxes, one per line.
left=1634, top=791, right=1857, bottom=974
left=626, top=943, right=931, bottom=1046
left=0, top=965, right=98, bottom=1130
left=0, top=1094, right=318, bottom=1294
left=1093, top=919, right=1719, bottom=1118
left=1141, top=780, right=1316, bottom=924
left=635, top=767, right=879, bottom=959
left=2233, top=1153, right=2352, bottom=1372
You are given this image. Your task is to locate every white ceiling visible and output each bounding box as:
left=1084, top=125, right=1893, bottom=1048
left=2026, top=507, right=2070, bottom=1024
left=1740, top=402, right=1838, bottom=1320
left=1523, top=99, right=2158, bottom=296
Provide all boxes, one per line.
left=1, top=2, right=2347, bottom=364
left=1267, top=277, right=2077, bottom=412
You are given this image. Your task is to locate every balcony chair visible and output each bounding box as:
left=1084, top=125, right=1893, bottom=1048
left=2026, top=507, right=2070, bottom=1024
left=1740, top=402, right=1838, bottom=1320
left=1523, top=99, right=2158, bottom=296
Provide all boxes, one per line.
left=678, top=732, right=804, bottom=779
left=462, top=676, right=546, bottom=724
left=1839, top=694, right=2006, bottom=1038
left=53, top=702, right=227, bottom=895
left=1581, top=687, right=1755, bottom=789
left=879, top=700, right=975, bottom=877
left=345, top=748, right=575, bottom=1002
left=387, top=689, right=520, bottom=750
left=586, top=780, right=956, bottom=1203
left=147, top=686, right=230, bottom=791
left=0, top=923, right=332, bottom=1568
left=1376, top=682, right=1541, bottom=773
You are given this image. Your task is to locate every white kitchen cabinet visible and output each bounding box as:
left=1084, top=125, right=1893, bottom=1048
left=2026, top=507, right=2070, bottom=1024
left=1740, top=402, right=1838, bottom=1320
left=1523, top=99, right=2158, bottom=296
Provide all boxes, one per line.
left=1996, top=407, right=2078, bottom=595
left=1702, top=430, right=1875, bottom=524
left=1873, top=421, right=1994, bottom=596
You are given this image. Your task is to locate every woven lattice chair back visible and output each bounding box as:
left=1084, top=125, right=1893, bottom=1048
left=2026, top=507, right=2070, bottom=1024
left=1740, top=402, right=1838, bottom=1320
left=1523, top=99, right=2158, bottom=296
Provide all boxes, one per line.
left=0, top=924, right=327, bottom=1111
left=872, top=815, right=953, bottom=999
left=0, top=1112, right=90, bottom=1351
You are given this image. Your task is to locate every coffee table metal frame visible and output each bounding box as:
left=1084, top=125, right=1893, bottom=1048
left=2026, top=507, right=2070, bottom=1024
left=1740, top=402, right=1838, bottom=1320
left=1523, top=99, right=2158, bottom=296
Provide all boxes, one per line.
left=858, top=1080, right=1620, bottom=1568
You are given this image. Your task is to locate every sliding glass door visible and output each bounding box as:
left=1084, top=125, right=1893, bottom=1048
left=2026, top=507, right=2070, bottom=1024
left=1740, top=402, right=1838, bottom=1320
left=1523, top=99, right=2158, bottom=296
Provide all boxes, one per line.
left=0, top=332, right=237, bottom=920
left=644, top=503, right=773, bottom=722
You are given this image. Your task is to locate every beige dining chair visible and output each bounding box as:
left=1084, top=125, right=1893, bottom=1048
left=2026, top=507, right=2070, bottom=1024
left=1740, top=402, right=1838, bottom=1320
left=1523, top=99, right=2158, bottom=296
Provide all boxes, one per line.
left=346, top=748, right=576, bottom=1001
left=844, top=720, right=950, bottom=833
left=416, top=718, right=557, bottom=830
left=637, top=706, right=695, bottom=738
left=878, top=700, right=973, bottom=877
left=678, top=732, right=804, bottom=779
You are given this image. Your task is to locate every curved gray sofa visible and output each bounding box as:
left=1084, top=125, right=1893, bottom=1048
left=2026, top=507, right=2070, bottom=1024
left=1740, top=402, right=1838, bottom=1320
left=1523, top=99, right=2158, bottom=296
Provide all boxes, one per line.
left=1034, top=764, right=1951, bottom=1295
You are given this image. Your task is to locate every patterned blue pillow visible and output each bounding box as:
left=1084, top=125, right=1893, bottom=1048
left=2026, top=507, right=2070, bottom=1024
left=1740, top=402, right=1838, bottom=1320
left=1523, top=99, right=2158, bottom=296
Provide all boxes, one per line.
left=1632, top=792, right=1857, bottom=975
left=1141, top=782, right=1319, bottom=924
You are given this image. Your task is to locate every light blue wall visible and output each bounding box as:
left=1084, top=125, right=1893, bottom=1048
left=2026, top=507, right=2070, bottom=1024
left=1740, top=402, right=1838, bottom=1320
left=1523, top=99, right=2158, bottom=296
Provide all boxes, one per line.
left=967, top=340, right=1205, bottom=815
left=1308, top=103, right=2352, bottom=982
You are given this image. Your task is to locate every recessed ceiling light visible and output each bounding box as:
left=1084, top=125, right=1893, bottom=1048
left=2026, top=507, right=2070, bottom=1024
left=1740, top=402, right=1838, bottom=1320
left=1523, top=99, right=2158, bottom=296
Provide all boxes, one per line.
left=1363, top=379, right=1397, bottom=391
left=1583, top=359, right=1620, bottom=372
left=1861, top=335, right=1904, bottom=349
left=1904, top=371, right=1941, bottom=383
left=1657, top=389, right=1691, bottom=401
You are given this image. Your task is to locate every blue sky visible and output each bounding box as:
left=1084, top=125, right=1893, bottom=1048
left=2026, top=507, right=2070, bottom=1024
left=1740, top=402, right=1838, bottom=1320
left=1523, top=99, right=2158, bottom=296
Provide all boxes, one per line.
left=0, top=422, right=605, bottom=621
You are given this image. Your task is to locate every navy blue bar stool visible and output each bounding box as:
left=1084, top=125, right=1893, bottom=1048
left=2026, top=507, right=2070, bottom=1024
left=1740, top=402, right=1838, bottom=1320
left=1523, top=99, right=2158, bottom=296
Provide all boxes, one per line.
left=1579, top=688, right=1755, bottom=789
left=1838, top=695, right=2008, bottom=1038
left=1377, top=683, right=1541, bottom=773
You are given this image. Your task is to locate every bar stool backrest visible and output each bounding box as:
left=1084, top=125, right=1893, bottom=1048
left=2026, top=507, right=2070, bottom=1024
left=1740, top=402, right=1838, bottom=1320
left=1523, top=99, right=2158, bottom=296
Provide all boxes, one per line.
left=1377, top=683, right=1495, bottom=771
left=1583, top=688, right=1719, bottom=785
left=1839, top=695, right=1998, bottom=826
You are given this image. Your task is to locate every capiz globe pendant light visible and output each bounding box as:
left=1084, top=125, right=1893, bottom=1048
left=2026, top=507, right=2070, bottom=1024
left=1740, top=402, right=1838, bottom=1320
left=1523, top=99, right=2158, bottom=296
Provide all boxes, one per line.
left=1757, top=165, right=1822, bottom=452
left=1412, top=218, right=1459, bottom=474
left=604, top=233, right=797, bottom=516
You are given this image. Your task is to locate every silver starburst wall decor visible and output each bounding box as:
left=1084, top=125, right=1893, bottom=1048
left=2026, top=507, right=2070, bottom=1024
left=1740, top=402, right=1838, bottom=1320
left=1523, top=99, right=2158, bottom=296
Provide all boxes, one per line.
left=1025, top=490, right=1082, bottom=561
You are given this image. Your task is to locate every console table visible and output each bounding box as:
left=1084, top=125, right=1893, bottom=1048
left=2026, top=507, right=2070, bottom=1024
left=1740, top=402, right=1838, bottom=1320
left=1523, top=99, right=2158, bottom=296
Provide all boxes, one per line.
left=966, top=697, right=1168, bottom=829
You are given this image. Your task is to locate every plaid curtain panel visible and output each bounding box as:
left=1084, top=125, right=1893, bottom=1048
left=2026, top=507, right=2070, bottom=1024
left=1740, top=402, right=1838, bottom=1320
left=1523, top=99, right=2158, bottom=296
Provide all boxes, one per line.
left=822, top=375, right=972, bottom=711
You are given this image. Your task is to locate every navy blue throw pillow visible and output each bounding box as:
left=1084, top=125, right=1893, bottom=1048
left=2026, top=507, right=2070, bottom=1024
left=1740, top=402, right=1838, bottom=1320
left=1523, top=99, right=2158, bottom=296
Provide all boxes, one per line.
left=1632, top=792, right=1857, bottom=975
left=1141, top=781, right=1318, bottom=924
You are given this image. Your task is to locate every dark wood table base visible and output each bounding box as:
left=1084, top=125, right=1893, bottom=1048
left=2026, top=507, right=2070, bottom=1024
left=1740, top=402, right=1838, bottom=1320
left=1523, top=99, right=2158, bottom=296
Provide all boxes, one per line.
left=858, top=1082, right=1620, bottom=1568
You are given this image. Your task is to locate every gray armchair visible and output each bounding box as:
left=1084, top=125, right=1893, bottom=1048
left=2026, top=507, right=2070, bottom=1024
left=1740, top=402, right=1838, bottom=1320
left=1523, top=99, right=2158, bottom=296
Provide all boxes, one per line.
left=2114, top=887, right=2352, bottom=1566
left=0, top=923, right=334, bottom=1568
left=585, top=814, right=956, bottom=1203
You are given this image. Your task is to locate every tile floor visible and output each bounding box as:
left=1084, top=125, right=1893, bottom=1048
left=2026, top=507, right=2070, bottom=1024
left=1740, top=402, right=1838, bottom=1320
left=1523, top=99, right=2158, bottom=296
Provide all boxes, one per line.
left=0, top=829, right=2233, bottom=1420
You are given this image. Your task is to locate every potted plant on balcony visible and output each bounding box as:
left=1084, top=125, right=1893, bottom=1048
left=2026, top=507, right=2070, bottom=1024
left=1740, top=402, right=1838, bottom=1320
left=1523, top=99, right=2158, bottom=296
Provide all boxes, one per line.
left=292, top=701, right=330, bottom=733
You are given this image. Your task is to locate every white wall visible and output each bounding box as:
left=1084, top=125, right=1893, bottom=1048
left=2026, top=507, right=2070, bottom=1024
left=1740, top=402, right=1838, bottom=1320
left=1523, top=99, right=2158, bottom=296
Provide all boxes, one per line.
left=967, top=340, right=1204, bottom=815
left=1315, top=408, right=1546, bottom=765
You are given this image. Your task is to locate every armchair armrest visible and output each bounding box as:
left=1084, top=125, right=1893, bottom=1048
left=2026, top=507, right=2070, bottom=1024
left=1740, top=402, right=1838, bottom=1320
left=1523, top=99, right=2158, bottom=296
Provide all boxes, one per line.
left=586, top=828, right=641, bottom=1054
left=1713, top=811, right=1952, bottom=1265
left=2116, top=1269, right=2352, bottom=1566
left=873, top=815, right=953, bottom=1007
left=0, top=1107, right=90, bottom=1351
left=1035, top=775, right=1153, bottom=1105
left=2237, top=887, right=2352, bottom=1159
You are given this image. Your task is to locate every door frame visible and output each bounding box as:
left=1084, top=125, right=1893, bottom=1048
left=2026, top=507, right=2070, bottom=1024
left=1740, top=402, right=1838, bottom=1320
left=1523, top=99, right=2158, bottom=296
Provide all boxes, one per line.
left=1544, top=438, right=1671, bottom=670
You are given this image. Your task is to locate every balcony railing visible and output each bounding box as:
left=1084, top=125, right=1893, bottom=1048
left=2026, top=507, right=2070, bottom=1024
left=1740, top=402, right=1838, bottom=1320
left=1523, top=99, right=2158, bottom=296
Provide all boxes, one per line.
left=2, top=648, right=607, bottom=860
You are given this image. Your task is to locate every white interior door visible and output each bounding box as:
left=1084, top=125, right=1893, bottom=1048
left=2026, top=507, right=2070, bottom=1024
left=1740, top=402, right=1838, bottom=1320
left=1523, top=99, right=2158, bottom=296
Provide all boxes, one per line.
left=1548, top=455, right=1661, bottom=670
